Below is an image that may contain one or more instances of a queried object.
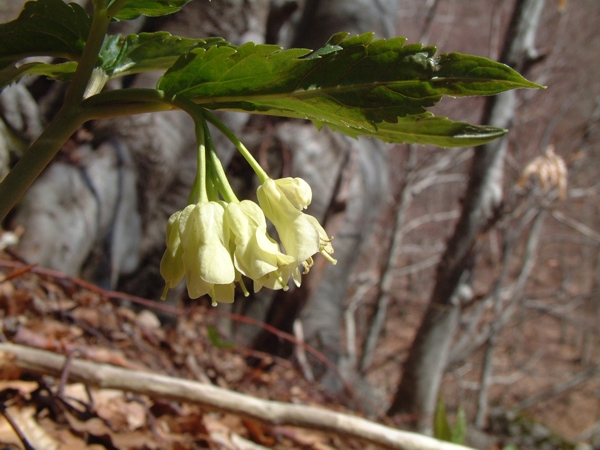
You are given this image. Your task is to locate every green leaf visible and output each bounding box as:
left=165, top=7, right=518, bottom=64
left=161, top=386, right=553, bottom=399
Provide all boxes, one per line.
left=434, top=398, right=452, bottom=442
left=111, top=0, right=195, bottom=20
left=326, top=114, right=507, bottom=148
left=450, top=405, right=467, bottom=445
left=0, top=0, right=91, bottom=65
left=100, top=32, right=230, bottom=78
left=0, top=30, right=230, bottom=93
left=158, top=32, right=540, bottom=147
left=206, top=326, right=236, bottom=349
left=0, top=61, right=76, bottom=92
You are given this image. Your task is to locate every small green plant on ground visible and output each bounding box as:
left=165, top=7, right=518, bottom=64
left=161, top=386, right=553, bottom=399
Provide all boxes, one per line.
left=434, top=398, right=467, bottom=445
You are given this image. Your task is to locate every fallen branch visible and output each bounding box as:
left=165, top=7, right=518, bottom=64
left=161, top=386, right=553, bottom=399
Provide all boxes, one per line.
left=0, top=343, right=475, bottom=450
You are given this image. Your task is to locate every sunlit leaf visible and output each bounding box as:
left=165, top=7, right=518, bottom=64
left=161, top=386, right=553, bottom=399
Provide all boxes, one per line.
left=0, top=0, right=91, bottom=65
left=158, top=32, right=541, bottom=147
left=0, top=61, right=76, bottom=92
left=111, top=0, right=195, bottom=20
left=325, top=114, right=507, bottom=148
left=100, top=32, right=230, bottom=78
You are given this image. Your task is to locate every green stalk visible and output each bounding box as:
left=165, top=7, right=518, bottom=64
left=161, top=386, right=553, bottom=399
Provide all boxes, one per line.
left=202, top=110, right=270, bottom=184
left=0, top=4, right=113, bottom=221
left=0, top=112, right=83, bottom=221
left=202, top=119, right=238, bottom=203
left=63, top=5, right=111, bottom=108
left=195, top=115, right=208, bottom=203
left=80, top=89, right=173, bottom=120
left=106, top=0, right=130, bottom=18
left=169, top=96, right=209, bottom=203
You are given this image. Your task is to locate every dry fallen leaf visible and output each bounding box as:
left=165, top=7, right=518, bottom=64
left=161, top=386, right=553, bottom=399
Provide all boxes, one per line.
left=0, top=406, right=59, bottom=450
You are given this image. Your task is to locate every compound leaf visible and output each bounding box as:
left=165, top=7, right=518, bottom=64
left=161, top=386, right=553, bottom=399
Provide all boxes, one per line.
left=159, top=32, right=541, bottom=147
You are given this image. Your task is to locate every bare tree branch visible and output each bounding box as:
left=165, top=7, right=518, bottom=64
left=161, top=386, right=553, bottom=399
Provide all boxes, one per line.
left=549, top=209, right=600, bottom=243
left=0, top=343, right=476, bottom=450
left=515, top=364, right=600, bottom=410
left=475, top=209, right=546, bottom=427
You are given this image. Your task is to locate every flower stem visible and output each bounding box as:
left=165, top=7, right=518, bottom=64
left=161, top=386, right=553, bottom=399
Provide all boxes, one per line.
left=202, top=110, right=270, bottom=184
left=202, top=119, right=238, bottom=203
left=167, top=96, right=210, bottom=203
left=195, top=117, right=208, bottom=203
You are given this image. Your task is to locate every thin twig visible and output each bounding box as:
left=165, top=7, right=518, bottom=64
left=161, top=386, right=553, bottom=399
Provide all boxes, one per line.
left=516, top=365, right=600, bottom=410
left=293, top=319, right=314, bottom=382
left=475, top=209, right=546, bottom=427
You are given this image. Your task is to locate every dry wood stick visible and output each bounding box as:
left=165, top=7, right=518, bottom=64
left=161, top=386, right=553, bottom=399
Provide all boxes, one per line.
left=0, top=343, right=475, bottom=450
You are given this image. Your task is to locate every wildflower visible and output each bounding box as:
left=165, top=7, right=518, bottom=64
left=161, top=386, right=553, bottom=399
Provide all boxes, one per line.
left=160, top=210, right=185, bottom=296
left=178, top=201, right=236, bottom=304
left=225, top=200, right=296, bottom=291
left=257, top=178, right=336, bottom=286
left=272, top=177, right=312, bottom=210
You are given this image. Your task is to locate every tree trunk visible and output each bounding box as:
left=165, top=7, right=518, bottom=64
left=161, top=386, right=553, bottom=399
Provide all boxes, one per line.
left=248, top=1, right=397, bottom=393
left=386, top=0, right=546, bottom=435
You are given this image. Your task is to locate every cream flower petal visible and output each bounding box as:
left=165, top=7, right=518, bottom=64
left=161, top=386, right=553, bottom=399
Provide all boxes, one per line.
left=226, top=200, right=295, bottom=285
left=257, top=178, right=321, bottom=264
left=178, top=202, right=235, bottom=298
left=211, top=283, right=236, bottom=305
left=159, top=210, right=185, bottom=289
left=273, top=177, right=312, bottom=210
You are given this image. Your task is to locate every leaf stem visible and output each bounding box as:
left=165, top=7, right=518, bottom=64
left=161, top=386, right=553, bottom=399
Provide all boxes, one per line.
left=202, top=110, right=269, bottom=184
left=63, top=5, right=111, bottom=108
left=80, top=88, right=173, bottom=119
left=0, top=5, right=128, bottom=222
left=0, top=112, right=83, bottom=221
left=106, top=0, right=130, bottom=18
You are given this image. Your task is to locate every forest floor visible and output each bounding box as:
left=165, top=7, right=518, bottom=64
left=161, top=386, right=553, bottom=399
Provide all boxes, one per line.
left=0, top=248, right=597, bottom=449
left=0, top=250, right=393, bottom=450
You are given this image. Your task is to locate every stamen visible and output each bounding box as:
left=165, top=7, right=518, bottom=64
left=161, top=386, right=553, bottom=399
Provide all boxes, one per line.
left=276, top=273, right=289, bottom=291
left=302, top=257, right=314, bottom=274
left=239, top=278, right=250, bottom=297
left=320, top=249, right=338, bottom=265
left=210, top=287, right=218, bottom=307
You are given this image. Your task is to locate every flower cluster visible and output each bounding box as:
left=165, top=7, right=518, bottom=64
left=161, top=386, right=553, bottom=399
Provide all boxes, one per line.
left=160, top=177, right=336, bottom=306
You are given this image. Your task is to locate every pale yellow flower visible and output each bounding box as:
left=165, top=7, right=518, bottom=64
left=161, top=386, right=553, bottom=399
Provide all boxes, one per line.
left=160, top=210, right=185, bottom=295
left=257, top=178, right=336, bottom=285
left=225, top=200, right=296, bottom=292
left=272, top=177, right=312, bottom=210
left=178, top=201, right=236, bottom=304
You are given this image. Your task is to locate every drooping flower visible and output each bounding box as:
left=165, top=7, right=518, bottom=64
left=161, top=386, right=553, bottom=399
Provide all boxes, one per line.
left=225, top=200, right=297, bottom=292
left=160, top=210, right=185, bottom=297
left=257, top=178, right=336, bottom=286
left=271, top=177, right=312, bottom=210
left=177, top=201, right=236, bottom=305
